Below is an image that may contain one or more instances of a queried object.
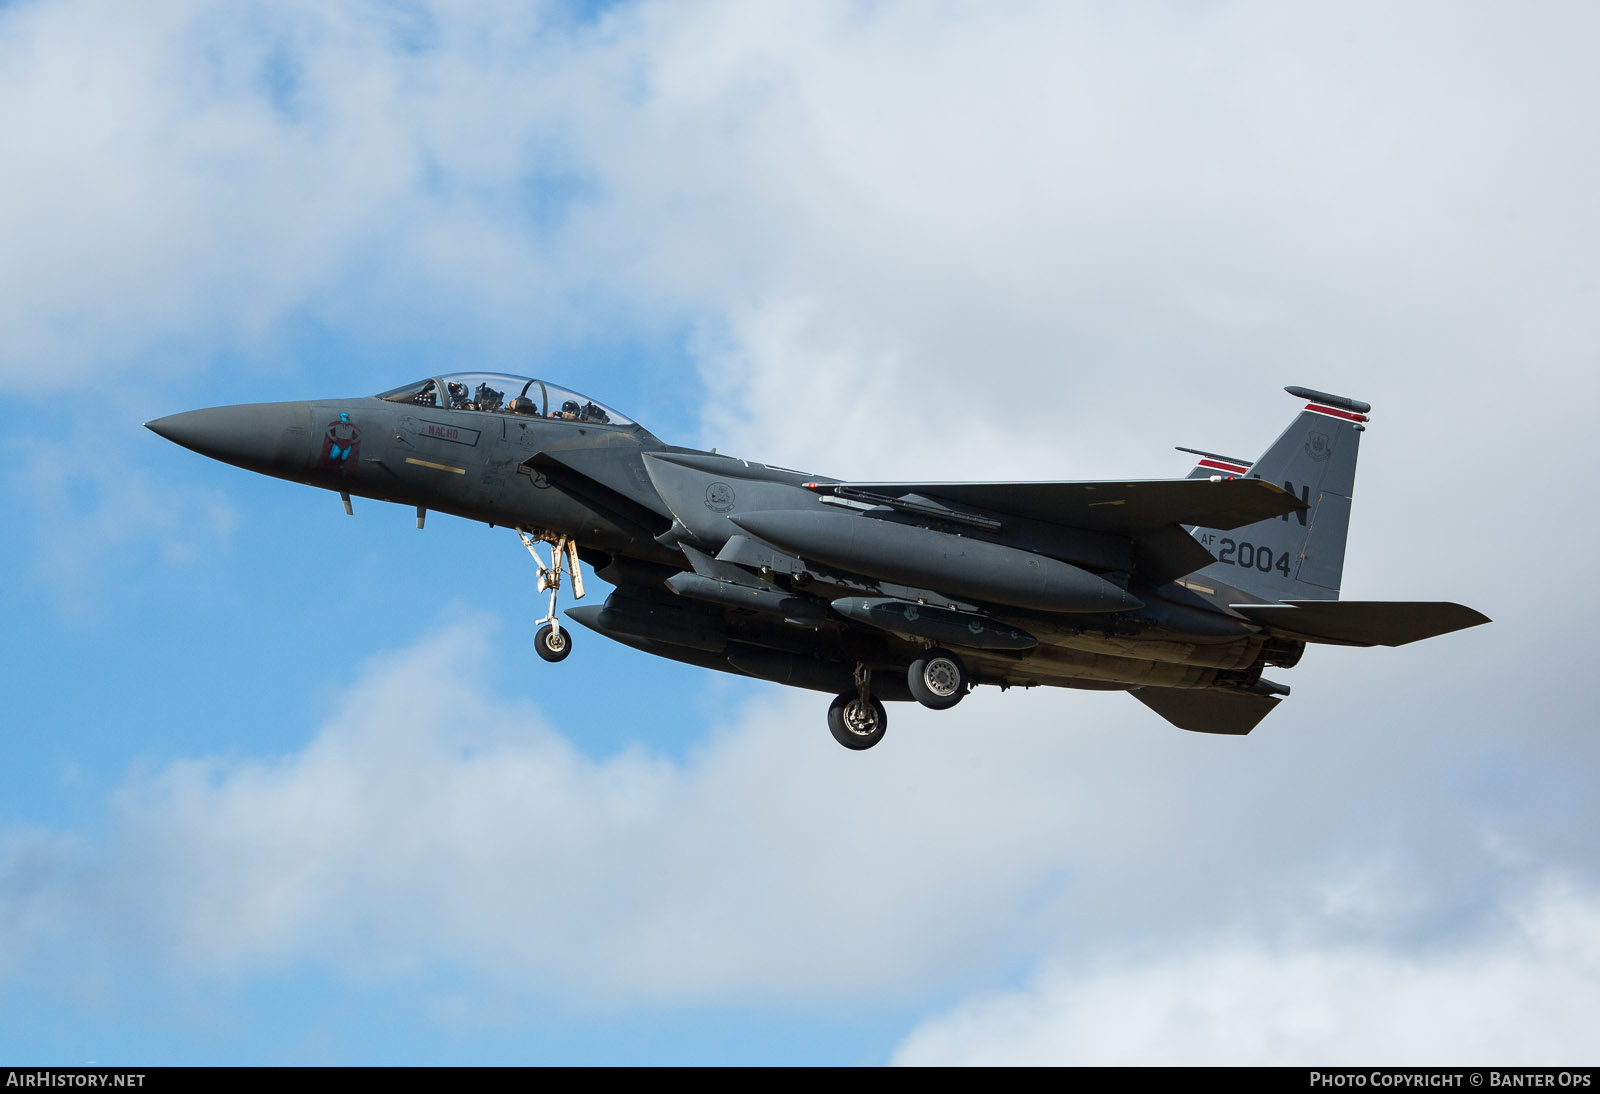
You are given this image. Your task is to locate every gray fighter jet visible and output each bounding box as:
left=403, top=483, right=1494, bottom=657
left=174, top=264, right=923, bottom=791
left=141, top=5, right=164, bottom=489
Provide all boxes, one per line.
left=148, top=375, right=1488, bottom=750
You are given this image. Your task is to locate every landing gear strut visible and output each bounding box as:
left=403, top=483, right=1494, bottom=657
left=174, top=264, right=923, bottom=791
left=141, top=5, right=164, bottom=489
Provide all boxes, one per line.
left=520, top=529, right=584, bottom=663
left=907, top=647, right=968, bottom=710
left=828, top=663, right=887, bottom=750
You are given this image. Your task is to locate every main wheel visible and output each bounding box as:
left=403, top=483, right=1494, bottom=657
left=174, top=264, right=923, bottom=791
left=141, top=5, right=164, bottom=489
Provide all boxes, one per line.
left=907, top=648, right=967, bottom=710
left=535, top=623, right=572, bottom=662
left=828, top=692, right=888, bottom=751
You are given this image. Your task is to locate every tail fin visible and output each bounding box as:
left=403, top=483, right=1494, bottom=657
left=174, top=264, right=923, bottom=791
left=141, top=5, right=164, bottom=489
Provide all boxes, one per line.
left=1185, top=386, right=1369, bottom=603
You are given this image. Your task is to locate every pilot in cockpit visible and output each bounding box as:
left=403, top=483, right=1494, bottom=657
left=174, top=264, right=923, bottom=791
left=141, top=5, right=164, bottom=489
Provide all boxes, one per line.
left=447, top=381, right=472, bottom=410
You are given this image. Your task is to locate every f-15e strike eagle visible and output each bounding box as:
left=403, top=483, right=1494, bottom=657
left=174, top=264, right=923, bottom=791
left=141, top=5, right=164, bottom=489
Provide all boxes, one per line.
left=148, top=376, right=1487, bottom=750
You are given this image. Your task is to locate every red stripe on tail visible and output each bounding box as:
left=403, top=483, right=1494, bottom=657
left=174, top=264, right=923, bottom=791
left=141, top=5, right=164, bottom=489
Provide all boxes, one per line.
left=1305, top=403, right=1367, bottom=422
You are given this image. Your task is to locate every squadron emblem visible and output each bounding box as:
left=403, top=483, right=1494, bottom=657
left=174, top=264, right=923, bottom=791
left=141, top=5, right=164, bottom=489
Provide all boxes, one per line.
left=705, top=481, right=736, bottom=513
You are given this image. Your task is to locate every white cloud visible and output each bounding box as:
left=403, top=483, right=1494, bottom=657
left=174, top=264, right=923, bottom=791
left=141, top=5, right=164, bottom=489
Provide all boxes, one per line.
left=0, top=1, right=590, bottom=383
left=1, top=614, right=1590, bottom=1022
left=10, top=1, right=1599, bottom=420
left=892, top=880, right=1600, bottom=1065
left=47, top=620, right=1112, bottom=1001
left=550, top=0, right=1600, bottom=477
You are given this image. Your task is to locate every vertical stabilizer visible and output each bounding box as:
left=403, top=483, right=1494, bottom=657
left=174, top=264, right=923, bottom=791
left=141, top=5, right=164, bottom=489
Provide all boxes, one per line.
left=1186, top=387, right=1369, bottom=602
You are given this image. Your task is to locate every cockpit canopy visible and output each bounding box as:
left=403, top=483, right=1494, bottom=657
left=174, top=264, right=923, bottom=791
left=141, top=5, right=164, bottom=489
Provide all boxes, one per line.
left=377, top=373, right=635, bottom=427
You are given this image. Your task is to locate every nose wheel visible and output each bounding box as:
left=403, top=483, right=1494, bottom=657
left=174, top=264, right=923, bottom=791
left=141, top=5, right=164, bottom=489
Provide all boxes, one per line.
left=534, top=623, right=571, bottom=662
left=520, top=530, right=585, bottom=662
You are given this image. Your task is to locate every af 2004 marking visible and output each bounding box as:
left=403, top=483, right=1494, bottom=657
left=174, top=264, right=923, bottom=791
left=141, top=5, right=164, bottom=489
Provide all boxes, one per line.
left=148, top=380, right=1489, bottom=749
left=1215, top=539, right=1293, bottom=576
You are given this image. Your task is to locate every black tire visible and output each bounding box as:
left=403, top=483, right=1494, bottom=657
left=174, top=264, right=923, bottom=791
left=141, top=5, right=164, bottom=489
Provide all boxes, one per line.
left=827, top=692, right=888, bottom=751
left=535, top=623, right=572, bottom=663
left=907, top=648, right=967, bottom=710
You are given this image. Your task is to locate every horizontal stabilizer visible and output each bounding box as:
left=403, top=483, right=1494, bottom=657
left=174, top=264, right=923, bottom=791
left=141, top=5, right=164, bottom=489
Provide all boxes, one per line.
left=1176, top=446, right=1253, bottom=479
left=1131, top=686, right=1282, bottom=735
left=1229, top=600, right=1491, bottom=647
left=814, top=477, right=1305, bottom=534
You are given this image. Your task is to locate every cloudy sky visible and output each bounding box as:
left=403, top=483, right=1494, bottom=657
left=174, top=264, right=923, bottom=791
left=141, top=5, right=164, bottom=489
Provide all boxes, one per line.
left=2, top=0, right=1596, bottom=1065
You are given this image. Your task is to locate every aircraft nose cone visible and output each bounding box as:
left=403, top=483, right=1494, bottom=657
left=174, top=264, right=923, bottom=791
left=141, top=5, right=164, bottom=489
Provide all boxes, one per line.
left=146, top=402, right=314, bottom=477
left=145, top=410, right=213, bottom=449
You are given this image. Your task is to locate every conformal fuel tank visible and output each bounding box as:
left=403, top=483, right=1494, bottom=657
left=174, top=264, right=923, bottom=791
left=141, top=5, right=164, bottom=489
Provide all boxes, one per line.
left=728, top=509, right=1141, bottom=614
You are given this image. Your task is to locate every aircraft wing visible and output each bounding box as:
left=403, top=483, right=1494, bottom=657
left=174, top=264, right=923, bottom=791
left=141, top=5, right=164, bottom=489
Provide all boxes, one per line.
left=816, top=477, right=1305, bottom=534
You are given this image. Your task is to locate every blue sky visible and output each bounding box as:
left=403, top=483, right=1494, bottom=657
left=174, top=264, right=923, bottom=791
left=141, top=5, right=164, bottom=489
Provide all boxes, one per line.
left=3, top=0, right=1599, bottom=1065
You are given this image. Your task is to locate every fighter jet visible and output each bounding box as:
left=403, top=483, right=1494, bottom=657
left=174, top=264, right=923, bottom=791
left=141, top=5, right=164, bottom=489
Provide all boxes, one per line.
left=147, top=375, right=1488, bottom=750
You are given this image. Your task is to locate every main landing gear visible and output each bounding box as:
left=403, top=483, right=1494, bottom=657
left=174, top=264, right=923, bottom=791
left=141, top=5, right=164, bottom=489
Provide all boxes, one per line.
left=826, top=651, right=973, bottom=750
left=907, top=648, right=968, bottom=710
left=520, top=530, right=585, bottom=663
left=829, top=663, right=888, bottom=751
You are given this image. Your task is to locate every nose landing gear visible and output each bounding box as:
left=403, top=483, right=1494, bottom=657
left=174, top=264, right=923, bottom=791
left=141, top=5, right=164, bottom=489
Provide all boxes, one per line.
left=520, top=530, right=585, bottom=663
